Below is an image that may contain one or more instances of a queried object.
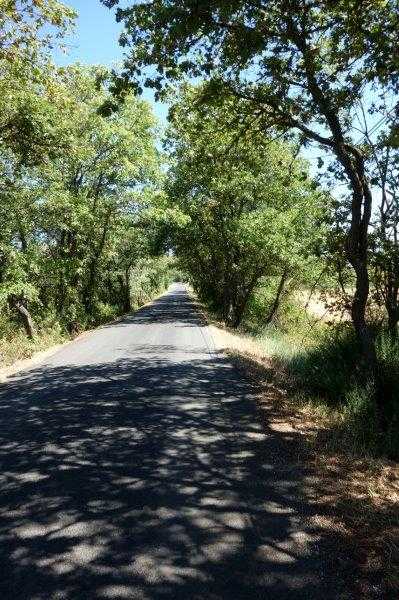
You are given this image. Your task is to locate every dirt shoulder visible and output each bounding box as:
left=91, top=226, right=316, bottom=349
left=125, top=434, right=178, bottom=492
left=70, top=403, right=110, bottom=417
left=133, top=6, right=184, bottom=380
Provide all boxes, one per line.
left=208, top=321, right=399, bottom=599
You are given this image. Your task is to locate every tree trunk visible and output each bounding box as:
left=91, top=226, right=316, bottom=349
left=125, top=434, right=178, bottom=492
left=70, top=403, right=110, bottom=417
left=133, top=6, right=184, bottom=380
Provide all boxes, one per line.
left=290, top=24, right=378, bottom=376
left=227, top=284, right=258, bottom=329
left=388, top=312, right=398, bottom=340
left=118, top=268, right=131, bottom=313
left=227, top=303, right=243, bottom=328
left=265, top=268, right=289, bottom=325
left=386, top=299, right=399, bottom=340
left=11, top=298, right=36, bottom=339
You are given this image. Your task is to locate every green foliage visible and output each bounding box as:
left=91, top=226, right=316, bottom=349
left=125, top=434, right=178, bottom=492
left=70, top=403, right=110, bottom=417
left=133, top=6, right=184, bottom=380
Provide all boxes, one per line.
left=343, top=383, right=379, bottom=454
left=107, top=0, right=399, bottom=431
left=104, top=1, right=397, bottom=99
left=129, top=257, right=174, bottom=309
left=0, top=311, right=66, bottom=367
left=287, top=325, right=361, bottom=403
left=165, top=87, right=328, bottom=327
left=0, top=7, right=167, bottom=356
left=255, top=312, right=399, bottom=458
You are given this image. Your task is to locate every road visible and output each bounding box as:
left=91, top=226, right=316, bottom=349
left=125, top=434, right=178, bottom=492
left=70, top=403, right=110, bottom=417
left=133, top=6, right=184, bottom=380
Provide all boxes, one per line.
left=0, top=284, right=343, bottom=599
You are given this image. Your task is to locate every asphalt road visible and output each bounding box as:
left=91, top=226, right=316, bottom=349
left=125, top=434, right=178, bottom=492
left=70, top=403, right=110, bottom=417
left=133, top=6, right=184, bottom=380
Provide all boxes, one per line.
left=0, top=284, right=345, bottom=599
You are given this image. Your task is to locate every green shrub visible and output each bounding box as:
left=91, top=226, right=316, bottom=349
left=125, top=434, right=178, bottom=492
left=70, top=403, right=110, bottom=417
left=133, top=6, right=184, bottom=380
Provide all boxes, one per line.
left=129, top=256, right=173, bottom=309
left=0, top=320, right=67, bottom=367
left=287, top=325, right=360, bottom=404
left=93, top=302, right=119, bottom=324
left=343, top=383, right=379, bottom=453
left=247, top=294, right=399, bottom=458
left=376, top=334, right=399, bottom=457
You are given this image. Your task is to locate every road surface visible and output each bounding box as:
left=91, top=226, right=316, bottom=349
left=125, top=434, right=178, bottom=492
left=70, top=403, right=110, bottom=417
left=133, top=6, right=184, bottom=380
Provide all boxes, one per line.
left=0, top=285, right=343, bottom=599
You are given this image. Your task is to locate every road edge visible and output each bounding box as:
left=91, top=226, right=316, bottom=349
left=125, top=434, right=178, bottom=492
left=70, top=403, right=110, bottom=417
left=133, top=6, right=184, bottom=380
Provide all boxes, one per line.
left=0, top=286, right=172, bottom=383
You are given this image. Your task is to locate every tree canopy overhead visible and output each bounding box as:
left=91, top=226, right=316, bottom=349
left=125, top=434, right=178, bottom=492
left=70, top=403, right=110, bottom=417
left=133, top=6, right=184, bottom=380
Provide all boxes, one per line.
left=103, top=1, right=398, bottom=94
left=164, top=86, right=327, bottom=326
left=103, top=0, right=399, bottom=425
left=0, top=0, right=75, bottom=61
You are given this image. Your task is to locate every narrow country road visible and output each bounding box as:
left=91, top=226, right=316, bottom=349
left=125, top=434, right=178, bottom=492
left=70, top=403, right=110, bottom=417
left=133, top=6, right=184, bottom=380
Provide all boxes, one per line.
left=0, top=285, right=343, bottom=599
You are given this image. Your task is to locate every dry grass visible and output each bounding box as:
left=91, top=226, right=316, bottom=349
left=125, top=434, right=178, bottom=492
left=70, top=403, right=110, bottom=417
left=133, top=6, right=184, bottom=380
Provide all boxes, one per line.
left=0, top=326, right=67, bottom=368
left=206, top=318, right=399, bottom=598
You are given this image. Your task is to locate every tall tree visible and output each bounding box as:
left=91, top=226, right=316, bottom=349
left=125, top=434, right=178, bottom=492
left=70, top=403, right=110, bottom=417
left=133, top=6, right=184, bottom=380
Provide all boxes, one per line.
left=165, top=87, right=326, bottom=327
left=0, top=0, right=76, bottom=335
left=0, top=64, right=160, bottom=336
left=33, top=66, right=160, bottom=327
left=104, top=0, right=398, bottom=423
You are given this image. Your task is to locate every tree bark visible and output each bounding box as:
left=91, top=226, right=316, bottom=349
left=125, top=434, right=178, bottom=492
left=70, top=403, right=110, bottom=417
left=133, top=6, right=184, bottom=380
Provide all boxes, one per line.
left=387, top=311, right=398, bottom=339
left=386, top=292, right=399, bottom=339
left=119, top=268, right=131, bottom=313
left=10, top=298, right=36, bottom=339
left=265, top=268, right=289, bottom=325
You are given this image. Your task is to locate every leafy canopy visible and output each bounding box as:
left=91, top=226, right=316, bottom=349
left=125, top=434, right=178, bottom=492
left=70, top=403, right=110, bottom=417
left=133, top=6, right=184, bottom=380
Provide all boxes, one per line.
left=164, top=86, right=327, bottom=325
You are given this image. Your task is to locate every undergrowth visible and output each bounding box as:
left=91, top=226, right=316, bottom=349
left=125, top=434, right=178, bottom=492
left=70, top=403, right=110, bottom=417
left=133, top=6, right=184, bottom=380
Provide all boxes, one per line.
left=242, top=289, right=399, bottom=459
left=0, top=260, right=173, bottom=369
left=0, top=320, right=67, bottom=367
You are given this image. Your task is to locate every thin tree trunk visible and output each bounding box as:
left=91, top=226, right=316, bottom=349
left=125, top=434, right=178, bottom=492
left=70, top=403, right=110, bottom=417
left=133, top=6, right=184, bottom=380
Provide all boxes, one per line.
left=124, top=267, right=131, bottom=312
left=265, top=268, right=289, bottom=325
left=11, top=299, right=36, bottom=339
left=386, top=298, right=399, bottom=340
left=118, top=269, right=131, bottom=313
left=388, top=313, right=398, bottom=339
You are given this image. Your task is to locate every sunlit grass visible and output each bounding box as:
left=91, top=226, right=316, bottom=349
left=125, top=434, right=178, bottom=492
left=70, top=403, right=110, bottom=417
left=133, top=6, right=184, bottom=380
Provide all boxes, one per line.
left=0, top=325, right=67, bottom=367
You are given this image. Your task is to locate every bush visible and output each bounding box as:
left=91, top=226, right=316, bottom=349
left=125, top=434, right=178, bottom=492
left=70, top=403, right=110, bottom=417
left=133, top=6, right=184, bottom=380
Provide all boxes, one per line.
left=129, top=256, right=173, bottom=309
left=0, top=319, right=66, bottom=367
left=287, top=325, right=360, bottom=405
left=247, top=294, right=399, bottom=458
left=343, top=383, right=379, bottom=453
left=376, top=334, right=399, bottom=457
left=283, top=328, right=399, bottom=458
left=93, top=302, right=119, bottom=325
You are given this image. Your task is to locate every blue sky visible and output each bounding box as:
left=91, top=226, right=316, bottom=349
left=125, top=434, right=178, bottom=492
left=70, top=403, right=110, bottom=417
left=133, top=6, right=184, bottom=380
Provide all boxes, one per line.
left=53, top=1, right=381, bottom=191
left=55, top=1, right=123, bottom=66
left=55, top=0, right=169, bottom=124
left=54, top=1, right=327, bottom=174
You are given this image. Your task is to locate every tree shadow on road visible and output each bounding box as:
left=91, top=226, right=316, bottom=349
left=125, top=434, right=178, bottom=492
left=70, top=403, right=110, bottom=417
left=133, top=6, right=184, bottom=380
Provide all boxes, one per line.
left=102, top=291, right=205, bottom=328
left=0, top=346, right=362, bottom=599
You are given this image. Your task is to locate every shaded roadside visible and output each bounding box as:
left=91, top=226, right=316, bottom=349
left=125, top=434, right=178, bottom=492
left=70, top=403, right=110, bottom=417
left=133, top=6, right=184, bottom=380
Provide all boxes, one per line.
left=208, top=319, right=398, bottom=599
left=0, top=287, right=366, bottom=599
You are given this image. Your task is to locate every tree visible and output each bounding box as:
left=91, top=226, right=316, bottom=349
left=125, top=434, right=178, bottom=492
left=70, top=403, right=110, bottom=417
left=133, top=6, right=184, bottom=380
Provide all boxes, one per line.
left=33, top=66, right=160, bottom=327
left=165, top=87, right=326, bottom=327
left=0, top=0, right=76, bottom=335
left=369, top=140, right=399, bottom=339
left=104, top=0, right=398, bottom=424
left=0, top=63, right=161, bottom=337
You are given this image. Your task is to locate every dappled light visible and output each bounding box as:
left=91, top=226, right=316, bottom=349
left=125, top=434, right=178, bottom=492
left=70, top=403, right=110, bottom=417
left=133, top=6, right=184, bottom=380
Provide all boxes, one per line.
left=2, top=1, right=398, bottom=596
left=0, top=288, right=352, bottom=599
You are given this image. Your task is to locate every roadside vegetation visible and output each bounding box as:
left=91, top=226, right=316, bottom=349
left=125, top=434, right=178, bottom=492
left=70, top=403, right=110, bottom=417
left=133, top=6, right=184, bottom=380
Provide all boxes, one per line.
left=111, top=0, right=399, bottom=461
left=1, top=0, right=398, bottom=594
left=0, top=2, right=172, bottom=366
left=2, top=1, right=398, bottom=458
left=104, top=1, right=399, bottom=587
left=161, top=86, right=399, bottom=461
left=2, top=0, right=397, bottom=455
left=218, top=287, right=399, bottom=458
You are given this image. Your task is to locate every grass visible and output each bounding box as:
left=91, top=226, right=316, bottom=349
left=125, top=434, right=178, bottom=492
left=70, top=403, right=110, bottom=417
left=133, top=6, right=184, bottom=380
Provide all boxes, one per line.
left=0, top=323, right=67, bottom=368
left=205, top=304, right=399, bottom=598
left=240, top=290, right=399, bottom=460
